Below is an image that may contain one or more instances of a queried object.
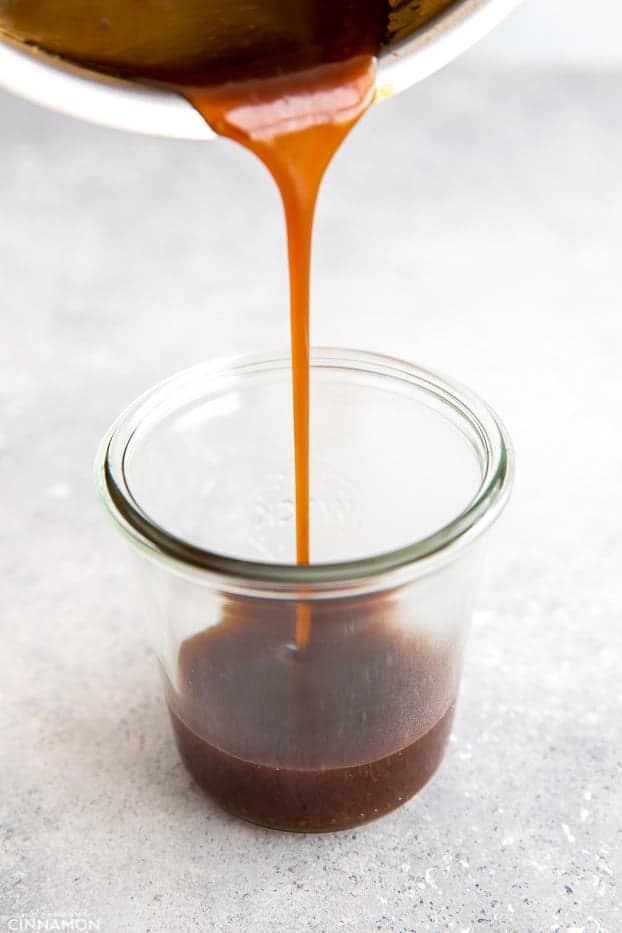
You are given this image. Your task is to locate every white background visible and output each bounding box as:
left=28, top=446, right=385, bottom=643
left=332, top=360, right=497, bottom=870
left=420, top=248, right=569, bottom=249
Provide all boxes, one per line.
left=473, top=0, right=622, bottom=67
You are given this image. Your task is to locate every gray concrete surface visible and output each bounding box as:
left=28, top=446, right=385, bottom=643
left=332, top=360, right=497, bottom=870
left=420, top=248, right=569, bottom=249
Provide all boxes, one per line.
left=1, top=63, right=621, bottom=932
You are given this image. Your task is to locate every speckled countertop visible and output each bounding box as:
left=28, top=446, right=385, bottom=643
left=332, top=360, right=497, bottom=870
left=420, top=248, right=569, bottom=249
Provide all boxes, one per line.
left=1, top=63, right=620, bottom=932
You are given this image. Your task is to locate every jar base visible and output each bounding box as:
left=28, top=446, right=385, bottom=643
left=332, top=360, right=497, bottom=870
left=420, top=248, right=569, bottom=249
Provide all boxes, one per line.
left=168, top=702, right=456, bottom=833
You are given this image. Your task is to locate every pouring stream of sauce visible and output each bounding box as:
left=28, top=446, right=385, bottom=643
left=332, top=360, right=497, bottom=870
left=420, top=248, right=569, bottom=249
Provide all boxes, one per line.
left=179, top=56, right=376, bottom=646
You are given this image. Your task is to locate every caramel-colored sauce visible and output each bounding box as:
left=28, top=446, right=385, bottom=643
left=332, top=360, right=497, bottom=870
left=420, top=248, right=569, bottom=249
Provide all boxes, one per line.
left=0, top=1, right=455, bottom=80
left=181, top=58, right=375, bottom=645
left=164, top=598, right=457, bottom=831
left=181, top=60, right=375, bottom=551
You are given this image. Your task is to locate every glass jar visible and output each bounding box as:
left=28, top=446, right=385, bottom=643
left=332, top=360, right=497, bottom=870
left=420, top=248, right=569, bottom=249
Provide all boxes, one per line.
left=96, top=348, right=513, bottom=832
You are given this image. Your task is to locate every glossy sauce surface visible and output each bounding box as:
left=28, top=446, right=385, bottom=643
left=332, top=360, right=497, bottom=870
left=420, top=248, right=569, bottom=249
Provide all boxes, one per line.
left=0, top=1, right=456, bottom=80
left=181, top=57, right=375, bottom=644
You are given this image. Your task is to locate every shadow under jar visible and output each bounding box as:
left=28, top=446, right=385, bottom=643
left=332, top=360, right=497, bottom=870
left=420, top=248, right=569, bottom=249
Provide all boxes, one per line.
left=96, top=348, right=513, bottom=832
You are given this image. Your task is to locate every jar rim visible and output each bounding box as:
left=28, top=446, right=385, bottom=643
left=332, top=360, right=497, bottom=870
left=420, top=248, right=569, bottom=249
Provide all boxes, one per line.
left=95, top=347, right=513, bottom=593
